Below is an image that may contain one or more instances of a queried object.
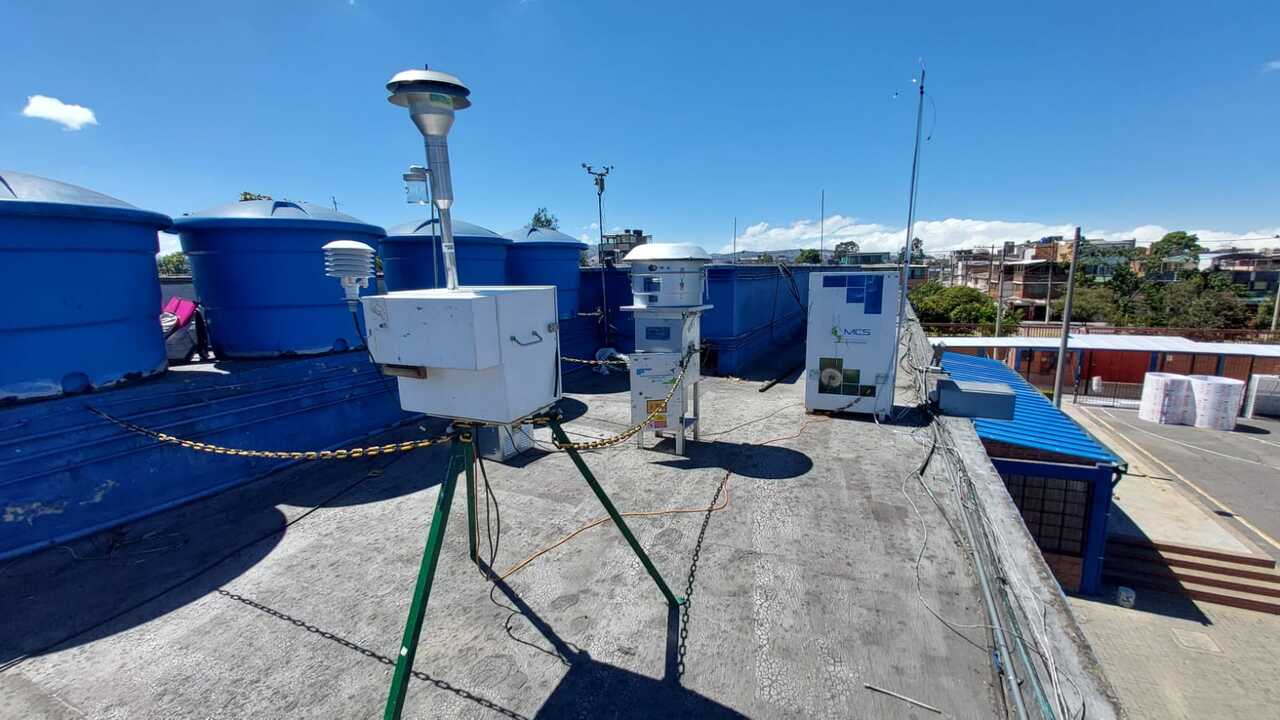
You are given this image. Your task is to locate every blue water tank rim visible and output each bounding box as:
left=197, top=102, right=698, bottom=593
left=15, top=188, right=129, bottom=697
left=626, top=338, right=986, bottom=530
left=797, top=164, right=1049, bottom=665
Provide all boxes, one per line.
left=0, top=200, right=173, bottom=229
left=503, top=225, right=588, bottom=249
left=386, top=217, right=507, bottom=242
left=173, top=199, right=385, bottom=236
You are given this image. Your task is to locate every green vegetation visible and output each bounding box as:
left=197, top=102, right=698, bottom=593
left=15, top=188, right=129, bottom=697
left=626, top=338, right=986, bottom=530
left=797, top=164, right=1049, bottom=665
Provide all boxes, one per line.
left=910, top=281, right=1020, bottom=333
left=832, top=240, right=859, bottom=263
left=531, top=207, right=559, bottom=230
left=794, top=248, right=822, bottom=264
left=157, top=251, right=190, bottom=275
left=1045, top=232, right=1254, bottom=329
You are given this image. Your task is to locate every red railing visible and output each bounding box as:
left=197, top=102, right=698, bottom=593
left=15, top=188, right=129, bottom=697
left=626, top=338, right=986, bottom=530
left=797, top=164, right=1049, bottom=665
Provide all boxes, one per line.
left=921, top=323, right=1280, bottom=344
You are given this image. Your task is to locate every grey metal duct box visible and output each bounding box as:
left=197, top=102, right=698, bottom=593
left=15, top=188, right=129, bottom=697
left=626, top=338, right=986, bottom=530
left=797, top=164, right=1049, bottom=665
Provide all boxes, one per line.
left=936, top=379, right=1015, bottom=420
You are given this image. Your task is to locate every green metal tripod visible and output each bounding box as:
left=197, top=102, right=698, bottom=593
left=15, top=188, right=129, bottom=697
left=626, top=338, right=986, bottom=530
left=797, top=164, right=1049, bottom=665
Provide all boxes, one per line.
left=383, top=415, right=684, bottom=720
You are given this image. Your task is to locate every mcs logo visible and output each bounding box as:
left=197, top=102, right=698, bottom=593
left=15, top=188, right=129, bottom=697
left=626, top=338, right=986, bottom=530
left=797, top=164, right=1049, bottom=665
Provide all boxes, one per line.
left=829, top=325, right=873, bottom=343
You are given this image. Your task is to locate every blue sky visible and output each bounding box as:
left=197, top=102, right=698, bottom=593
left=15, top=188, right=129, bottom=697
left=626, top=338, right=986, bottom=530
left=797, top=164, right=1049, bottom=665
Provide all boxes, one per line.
left=4, top=1, right=1278, bottom=255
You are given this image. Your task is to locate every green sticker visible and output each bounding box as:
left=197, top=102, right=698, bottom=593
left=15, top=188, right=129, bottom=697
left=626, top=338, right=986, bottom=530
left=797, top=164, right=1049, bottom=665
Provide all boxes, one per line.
left=428, top=93, right=454, bottom=108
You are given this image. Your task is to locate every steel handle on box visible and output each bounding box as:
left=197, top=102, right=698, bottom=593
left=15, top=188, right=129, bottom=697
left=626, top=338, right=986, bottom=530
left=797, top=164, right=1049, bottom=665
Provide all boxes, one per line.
left=510, top=330, right=544, bottom=347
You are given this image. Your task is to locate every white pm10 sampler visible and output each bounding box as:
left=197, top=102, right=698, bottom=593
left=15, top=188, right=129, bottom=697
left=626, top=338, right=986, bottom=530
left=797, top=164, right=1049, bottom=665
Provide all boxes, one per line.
left=320, top=65, right=687, bottom=720
left=621, top=243, right=713, bottom=456
left=804, top=271, right=901, bottom=420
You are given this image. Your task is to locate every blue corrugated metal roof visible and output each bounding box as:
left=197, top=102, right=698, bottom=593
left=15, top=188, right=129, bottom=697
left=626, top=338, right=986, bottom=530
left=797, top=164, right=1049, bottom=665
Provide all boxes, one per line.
left=941, top=352, right=1120, bottom=467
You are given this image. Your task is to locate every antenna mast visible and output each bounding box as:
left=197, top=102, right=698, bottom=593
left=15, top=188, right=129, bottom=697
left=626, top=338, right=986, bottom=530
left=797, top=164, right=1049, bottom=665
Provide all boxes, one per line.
left=583, top=163, right=614, bottom=344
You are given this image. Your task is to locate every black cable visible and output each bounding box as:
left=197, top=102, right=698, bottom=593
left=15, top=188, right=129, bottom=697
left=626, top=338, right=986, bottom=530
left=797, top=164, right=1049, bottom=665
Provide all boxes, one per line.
left=349, top=307, right=398, bottom=400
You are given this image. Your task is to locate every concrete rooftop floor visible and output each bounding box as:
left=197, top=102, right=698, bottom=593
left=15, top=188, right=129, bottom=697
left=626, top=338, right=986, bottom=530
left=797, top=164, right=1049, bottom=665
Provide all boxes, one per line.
left=0, top=346, right=1014, bottom=719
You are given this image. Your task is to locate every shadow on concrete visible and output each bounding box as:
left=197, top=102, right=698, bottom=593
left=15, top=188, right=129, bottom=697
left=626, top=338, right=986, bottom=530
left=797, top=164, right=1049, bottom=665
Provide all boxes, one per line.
left=1230, top=422, right=1271, bottom=436
left=0, top=505, right=287, bottom=666
left=562, top=369, right=630, bottom=396
left=1098, top=504, right=1214, bottom=624
left=555, top=397, right=589, bottom=424
left=650, top=439, right=812, bottom=480
left=478, top=563, right=746, bottom=719
left=215, top=588, right=530, bottom=719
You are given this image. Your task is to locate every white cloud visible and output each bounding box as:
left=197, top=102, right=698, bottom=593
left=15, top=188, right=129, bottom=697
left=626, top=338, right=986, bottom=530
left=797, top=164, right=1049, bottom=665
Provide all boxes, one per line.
left=1264, top=59, right=1280, bottom=72
left=578, top=233, right=590, bottom=242
left=21, top=95, right=98, bottom=131
left=719, top=214, right=1280, bottom=255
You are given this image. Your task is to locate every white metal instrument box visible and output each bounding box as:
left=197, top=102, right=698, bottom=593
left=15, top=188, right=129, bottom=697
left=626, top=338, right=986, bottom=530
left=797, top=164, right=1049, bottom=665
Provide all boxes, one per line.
left=804, top=272, right=900, bottom=418
left=629, top=351, right=692, bottom=431
left=361, top=286, right=561, bottom=424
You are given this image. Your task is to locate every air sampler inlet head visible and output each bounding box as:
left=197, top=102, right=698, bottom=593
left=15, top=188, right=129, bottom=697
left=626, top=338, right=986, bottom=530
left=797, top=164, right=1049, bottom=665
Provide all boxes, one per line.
left=322, top=240, right=376, bottom=303
left=386, top=67, right=471, bottom=289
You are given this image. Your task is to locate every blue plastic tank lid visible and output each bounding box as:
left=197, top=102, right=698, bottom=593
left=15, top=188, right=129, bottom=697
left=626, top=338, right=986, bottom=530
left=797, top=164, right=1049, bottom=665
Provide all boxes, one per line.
left=0, top=169, right=171, bottom=227
left=385, top=217, right=509, bottom=243
left=173, top=199, right=385, bottom=235
left=503, top=224, right=588, bottom=248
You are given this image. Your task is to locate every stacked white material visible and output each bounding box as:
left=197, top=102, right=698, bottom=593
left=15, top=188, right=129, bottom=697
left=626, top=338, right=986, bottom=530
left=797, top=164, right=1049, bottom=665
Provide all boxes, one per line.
left=1138, top=372, right=1193, bottom=425
left=1187, top=375, right=1246, bottom=430
left=1244, top=374, right=1280, bottom=419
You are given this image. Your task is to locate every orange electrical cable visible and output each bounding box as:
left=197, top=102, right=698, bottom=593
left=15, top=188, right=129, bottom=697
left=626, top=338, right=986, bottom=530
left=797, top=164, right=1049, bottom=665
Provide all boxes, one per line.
left=497, top=418, right=827, bottom=582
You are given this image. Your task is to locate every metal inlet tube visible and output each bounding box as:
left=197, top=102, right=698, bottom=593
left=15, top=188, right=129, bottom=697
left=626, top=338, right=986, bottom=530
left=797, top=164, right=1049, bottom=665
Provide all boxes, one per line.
left=424, top=135, right=459, bottom=289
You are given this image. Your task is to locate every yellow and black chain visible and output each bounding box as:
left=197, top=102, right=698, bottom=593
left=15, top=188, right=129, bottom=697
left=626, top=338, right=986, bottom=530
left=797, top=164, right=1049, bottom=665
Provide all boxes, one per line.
left=534, top=361, right=688, bottom=451
left=559, top=355, right=628, bottom=366
left=88, top=407, right=452, bottom=461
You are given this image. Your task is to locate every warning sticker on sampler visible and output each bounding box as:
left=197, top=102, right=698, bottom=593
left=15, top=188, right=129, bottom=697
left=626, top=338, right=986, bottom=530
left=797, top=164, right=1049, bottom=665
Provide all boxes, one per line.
left=647, top=399, right=667, bottom=429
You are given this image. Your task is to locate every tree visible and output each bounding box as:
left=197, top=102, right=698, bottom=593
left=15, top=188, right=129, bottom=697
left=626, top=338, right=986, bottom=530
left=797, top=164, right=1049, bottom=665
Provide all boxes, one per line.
left=1141, top=231, right=1202, bottom=277
left=531, top=207, right=559, bottom=230
left=910, top=236, right=925, bottom=262
left=1103, top=265, right=1144, bottom=325
left=239, top=191, right=272, bottom=201
left=832, top=240, right=860, bottom=263
left=794, top=248, right=822, bottom=264
left=157, top=252, right=190, bottom=275
left=1050, top=286, right=1119, bottom=323
left=758, top=252, right=776, bottom=264
left=1163, top=273, right=1251, bottom=329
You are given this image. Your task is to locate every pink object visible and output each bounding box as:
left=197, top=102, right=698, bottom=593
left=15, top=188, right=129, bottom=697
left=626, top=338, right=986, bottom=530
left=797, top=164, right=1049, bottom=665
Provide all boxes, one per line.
left=162, top=297, right=197, bottom=327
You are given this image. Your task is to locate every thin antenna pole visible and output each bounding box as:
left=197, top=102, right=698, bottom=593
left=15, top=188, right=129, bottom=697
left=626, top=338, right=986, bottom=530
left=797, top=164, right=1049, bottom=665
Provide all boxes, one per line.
left=330, top=196, right=339, bottom=212
left=583, top=164, right=613, bottom=345
left=820, top=190, right=825, bottom=263
left=896, top=65, right=926, bottom=330
left=733, top=217, right=738, bottom=264
left=1052, top=227, right=1082, bottom=407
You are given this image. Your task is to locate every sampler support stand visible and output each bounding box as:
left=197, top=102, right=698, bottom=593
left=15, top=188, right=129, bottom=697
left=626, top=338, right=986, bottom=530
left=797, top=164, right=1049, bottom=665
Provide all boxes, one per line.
left=383, top=414, right=683, bottom=720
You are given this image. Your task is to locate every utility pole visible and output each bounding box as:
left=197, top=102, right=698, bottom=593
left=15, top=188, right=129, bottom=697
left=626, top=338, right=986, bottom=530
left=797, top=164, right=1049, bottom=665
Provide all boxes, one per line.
left=1271, top=277, right=1280, bottom=332
left=994, top=249, right=1006, bottom=337
left=583, top=163, right=613, bottom=345
left=1045, top=238, right=1056, bottom=322
left=1052, top=227, right=1082, bottom=407
left=820, top=190, right=825, bottom=263
left=733, top=217, right=738, bottom=264
left=331, top=196, right=339, bottom=212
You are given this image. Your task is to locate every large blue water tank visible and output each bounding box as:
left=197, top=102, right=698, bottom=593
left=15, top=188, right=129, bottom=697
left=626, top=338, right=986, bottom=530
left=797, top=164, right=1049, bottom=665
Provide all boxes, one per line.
left=381, top=218, right=510, bottom=291
left=505, top=225, right=588, bottom=320
left=0, top=170, right=172, bottom=402
left=172, top=200, right=386, bottom=358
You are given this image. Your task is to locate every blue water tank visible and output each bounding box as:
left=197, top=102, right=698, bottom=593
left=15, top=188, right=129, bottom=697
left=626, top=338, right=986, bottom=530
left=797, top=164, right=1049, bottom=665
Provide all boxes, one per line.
left=0, top=170, right=172, bottom=402
left=172, top=200, right=386, bottom=358
left=381, top=218, right=510, bottom=291
left=505, top=225, right=588, bottom=320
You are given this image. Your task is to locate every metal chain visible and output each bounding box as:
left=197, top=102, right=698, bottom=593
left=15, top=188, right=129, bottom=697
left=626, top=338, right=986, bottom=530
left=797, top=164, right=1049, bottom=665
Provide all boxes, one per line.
left=559, top=356, right=627, bottom=366
left=677, top=470, right=728, bottom=679
left=535, top=361, right=688, bottom=451
left=88, top=407, right=452, bottom=460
